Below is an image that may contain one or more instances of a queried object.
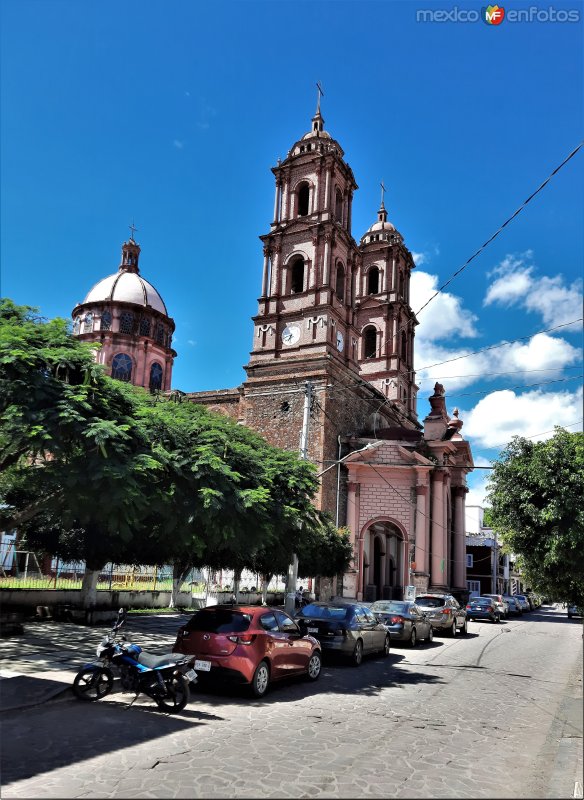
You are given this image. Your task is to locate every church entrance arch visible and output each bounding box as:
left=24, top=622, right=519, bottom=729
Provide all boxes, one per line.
left=363, top=521, right=404, bottom=602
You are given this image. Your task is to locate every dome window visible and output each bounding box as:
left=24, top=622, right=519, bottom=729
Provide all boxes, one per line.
left=101, top=310, right=112, bottom=331
left=364, top=326, right=377, bottom=359
left=139, top=317, right=151, bottom=337
left=367, top=267, right=379, bottom=295
left=149, top=362, right=163, bottom=391
left=297, top=183, right=310, bottom=217
left=73, top=317, right=81, bottom=335
left=111, top=353, right=133, bottom=383
left=155, top=323, right=165, bottom=344
left=82, top=312, right=94, bottom=333
left=119, top=312, right=134, bottom=335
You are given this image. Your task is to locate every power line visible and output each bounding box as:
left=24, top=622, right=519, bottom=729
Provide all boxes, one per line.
left=416, top=364, right=583, bottom=384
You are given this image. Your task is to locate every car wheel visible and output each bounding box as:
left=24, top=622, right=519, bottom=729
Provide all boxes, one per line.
left=461, top=619, right=468, bottom=635
left=449, top=621, right=457, bottom=637
left=351, top=639, right=363, bottom=667
left=306, top=651, right=322, bottom=681
left=382, top=634, right=391, bottom=656
left=251, top=660, right=270, bottom=698
left=426, top=626, right=434, bottom=643
left=409, top=628, right=417, bottom=648
left=494, top=614, right=501, bottom=624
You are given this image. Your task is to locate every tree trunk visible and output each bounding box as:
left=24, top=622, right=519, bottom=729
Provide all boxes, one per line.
left=233, top=569, right=242, bottom=603
left=261, top=573, right=273, bottom=605
left=170, top=562, right=191, bottom=608
left=81, top=569, right=100, bottom=609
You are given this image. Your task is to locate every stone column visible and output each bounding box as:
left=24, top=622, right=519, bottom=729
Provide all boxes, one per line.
left=415, top=482, right=429, bottom=575
left=392, top=316, right=398, bottom=354
left=391, top=254, right=397, bottom=293
left=430, top=471, right=446, bottom=588
left=281, top=177, right=289, bottom=221
left=261, top=246, right=270, bottom=297
left=324, top=166, right=331, bottom=211
left=452, top=486, right=467, bottom=589
left=443, top=470, right=450, bottom=587
left=272, top=180, right=281, bottom=223
left=347, top=191, right=353, bottom=232
left=313, top=169, right=320, bottom=214
left=347, top=481, right=363, bottom=599
left=322, top=235, right=331, bottom=286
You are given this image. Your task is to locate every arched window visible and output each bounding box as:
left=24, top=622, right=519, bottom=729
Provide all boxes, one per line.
left=139, top=317, right=151, bottom=337
left=82, top=312, right=93, bottom=333
left=335, top=263, right=345, bottom=302
left=119, top=312, right=134, bottom=335
left=297, top=183, right=310, bottom=217
left=111, top=353, right=133, bottom=383
left=290, top=258, right=304, bottom=294
left=368, top=267, right=379, bottom=295
left=335, top=188, right=343, bottom=222
left=155, top=323, right=165, bottom=344
left=100, top=310, right=112, bottom=331
left=73, top=317, right=81, bottom=335
left=149, top=362, right=163, bottom=391
left=364, top=326, right=377, bottom=359
left=401, top=331, right=407, bottom=362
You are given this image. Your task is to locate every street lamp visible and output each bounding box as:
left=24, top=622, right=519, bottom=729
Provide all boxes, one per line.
left=316, top=441, right=384, bottom=478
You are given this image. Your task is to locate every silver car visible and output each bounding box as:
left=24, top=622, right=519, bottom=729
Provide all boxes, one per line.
left=366, top=600, right=434, bottom=646
left=503, top=596, right=522, bottom=615
left=481, top=594, right=509, bottom=619
left=415, top=594, right=468, bottom=637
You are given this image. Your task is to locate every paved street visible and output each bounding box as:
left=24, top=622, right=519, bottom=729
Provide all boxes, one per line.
left=1, top=606, right=582, bottom=799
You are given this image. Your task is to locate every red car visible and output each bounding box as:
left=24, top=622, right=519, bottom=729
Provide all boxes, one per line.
left=173, top=605, right=322, bottom=698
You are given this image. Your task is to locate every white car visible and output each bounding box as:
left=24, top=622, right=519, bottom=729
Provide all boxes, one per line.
left=481, top=594, right=509, bottom=619
left=503, top=596, right=522, bottom=615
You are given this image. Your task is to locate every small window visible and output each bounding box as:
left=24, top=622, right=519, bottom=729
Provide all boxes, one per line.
left=139, top=317, right=151, bottom=337
left=111, top=353, right=133, bottom=383
left=335, top=188, right=343, bottom=222
left=259, top=613, right=279, bottom=632
left=466, top=554, right=474, bottom=568
left=73, top=317, right=81, bottom=335
left=155, top=323, right=164, bottom=344
left=290, top=258, right=304, bottom=293
left=100, top=310, right=112, bottom=331
left=149, top=362, right=163, bottom=391
left=82, top=312, right=93, bottom=333
left=297, top=183, right=310, bottom=217
left=335, top=263, right=345, bottom=302
left=367, top=267, right=379, bottom=295
left=364, top=326, right=377, bottom=359
left=119, top=312, right=134, bottom=335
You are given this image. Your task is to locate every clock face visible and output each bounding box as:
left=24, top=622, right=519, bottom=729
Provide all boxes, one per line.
left=282, top=324, right=301, bottom=346
left=336, top=331, right=344, bottom=352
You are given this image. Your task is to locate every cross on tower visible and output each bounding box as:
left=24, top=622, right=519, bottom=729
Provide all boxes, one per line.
left=316, top=81, right=324, bottom=113
left=380, top=181, right=386, bottom=208
left=129, top=221, right=138, bottom=241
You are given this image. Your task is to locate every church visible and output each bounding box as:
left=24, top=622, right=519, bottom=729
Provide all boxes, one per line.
left=72, top=99, right=474, bottom=603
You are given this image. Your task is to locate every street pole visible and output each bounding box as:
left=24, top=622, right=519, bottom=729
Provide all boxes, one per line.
left=285, top=380, right=312, bottom=615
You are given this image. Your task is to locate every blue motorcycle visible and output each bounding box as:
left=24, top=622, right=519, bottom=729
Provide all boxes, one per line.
left=72, top=608, right=197, bottom=713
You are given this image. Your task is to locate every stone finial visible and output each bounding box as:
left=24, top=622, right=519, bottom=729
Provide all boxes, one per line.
left=448, top=407, right=464, bottom=437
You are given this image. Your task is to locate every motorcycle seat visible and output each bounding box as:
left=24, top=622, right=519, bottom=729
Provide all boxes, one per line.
left=137, top=652, right=184, bottom=669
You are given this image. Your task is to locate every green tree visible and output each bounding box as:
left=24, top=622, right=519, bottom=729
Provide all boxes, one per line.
left=486, top=428, right=584, bottom=606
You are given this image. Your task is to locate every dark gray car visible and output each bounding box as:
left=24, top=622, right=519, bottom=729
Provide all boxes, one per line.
left=366, top=600, right=434, bottom=646
left=295, top=601, right=390, bottom=666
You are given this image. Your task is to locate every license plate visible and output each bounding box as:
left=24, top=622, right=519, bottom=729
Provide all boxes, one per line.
left=185, top=669, right=197, bottom=681
left=194, top=659, right=212, bottom=672
left=307, top=627, right=318, bottom=633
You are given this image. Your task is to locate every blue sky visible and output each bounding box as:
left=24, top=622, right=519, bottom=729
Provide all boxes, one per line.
left=1, top=0, right=583, bottom=504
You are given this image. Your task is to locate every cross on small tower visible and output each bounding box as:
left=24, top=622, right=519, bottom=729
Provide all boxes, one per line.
left=129, top=221, right=138, bottom=241
left=380, top=181, right=386, bottom=208
left=316, top=81, right=324, bottom=114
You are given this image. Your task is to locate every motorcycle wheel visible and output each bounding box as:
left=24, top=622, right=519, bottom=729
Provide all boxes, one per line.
left=156, top=674, right=190, bottom=713
left=73, top=667, right=114, bottom=701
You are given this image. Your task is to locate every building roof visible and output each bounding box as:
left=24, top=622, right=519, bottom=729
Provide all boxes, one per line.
left=83, top=270, right=168, bottom=315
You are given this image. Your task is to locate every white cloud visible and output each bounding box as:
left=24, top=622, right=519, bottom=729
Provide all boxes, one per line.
left=187, top=339, right=197, bottom=346
left=411, top=251, right=428, bottom=266
left=173, top=139, right=184, bottom=149
left=484, top=251, right=583, bottom=329
left=411, top=270, right=479, bottom=343
left=462, top=386, right=583, bottom=449
left=466, top=468, right=492, bottom=508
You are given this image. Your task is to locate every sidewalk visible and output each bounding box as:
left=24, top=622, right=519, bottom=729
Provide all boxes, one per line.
left=0, top=613, right=191, bottom=712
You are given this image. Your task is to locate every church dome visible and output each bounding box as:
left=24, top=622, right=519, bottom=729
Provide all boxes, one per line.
left=360, top=201, right=399, bottom=245
left=84, top=270, right=168, bottom=314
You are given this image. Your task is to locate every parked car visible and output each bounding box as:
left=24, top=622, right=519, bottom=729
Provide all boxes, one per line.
left=481, top=594, right=509, bottom=619
left=414, top=594, right=468, bottom=636
left=513, top=595, right=531, bottom=612
left=466, top=597, right=501, bottom=623
left=295, top=601, right=390, bottom=666
left=173, top=605, right=322, bottom=698
left=567, top=604, right=581, bottom=619
left=366, top=600, right=434, bottom=646
left=503, top=596, right=522, bottom=615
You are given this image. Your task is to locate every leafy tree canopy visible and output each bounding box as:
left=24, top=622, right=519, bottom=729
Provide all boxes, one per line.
left=486, top=428, right=584, bottom=606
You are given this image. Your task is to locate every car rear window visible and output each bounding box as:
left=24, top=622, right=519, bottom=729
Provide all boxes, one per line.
left=371, top=601, right=408, bottom=613
left=186, top=609, right=251, bottom=633
left=299, top=604, right=350, bottom=620
left=416, top=597, right=445, bottom=608
left=472, top=598, right=492, bottom=605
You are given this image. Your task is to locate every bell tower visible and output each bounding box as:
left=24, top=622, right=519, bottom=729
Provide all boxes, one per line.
left=247, top=95, right=361, bottom=372
left=354, top=189, right=419, bottom=423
